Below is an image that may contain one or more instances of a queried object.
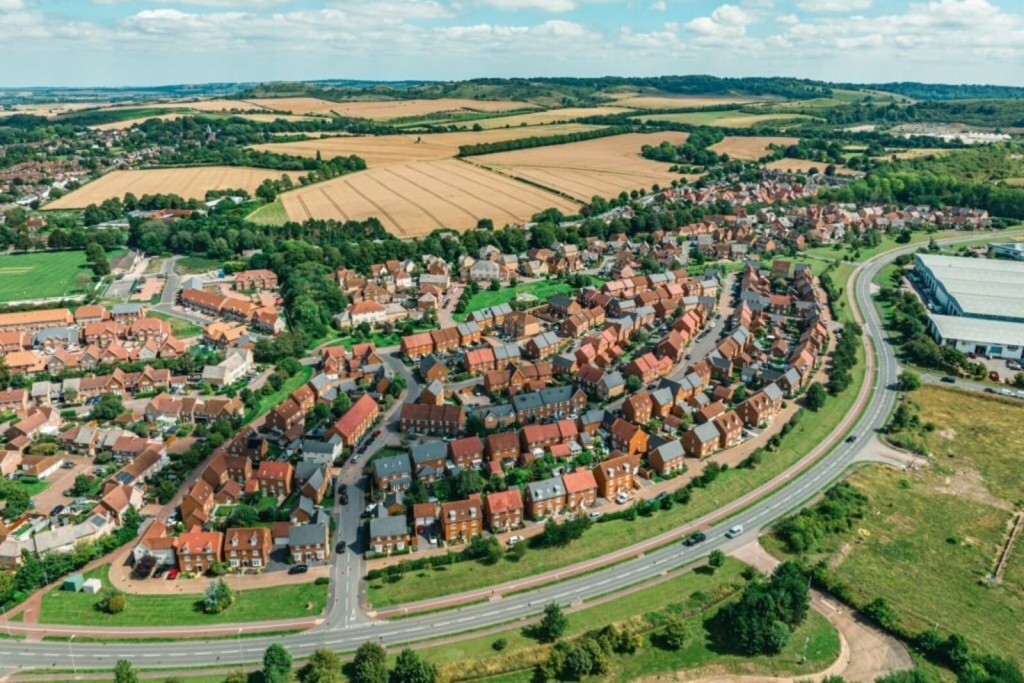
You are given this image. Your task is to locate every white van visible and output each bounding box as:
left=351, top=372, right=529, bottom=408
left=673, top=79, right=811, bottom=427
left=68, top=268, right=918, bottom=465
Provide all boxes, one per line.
left=725, top=524, right=744, bottom=539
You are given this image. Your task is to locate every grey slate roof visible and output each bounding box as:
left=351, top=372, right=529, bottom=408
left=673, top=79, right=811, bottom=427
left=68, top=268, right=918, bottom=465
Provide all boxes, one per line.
left=527, top=476, right=566, bottom=503
left=288, top=522, right=328, bottom=547
left=370, top=514, right=409, bottom=539
left=374, top=454, right=412, bottom=479
left=692, top=421, right=720, bottom=444
left=411, top=442, right=447, bottom=464
left=763, top=383, right=784, bottom=401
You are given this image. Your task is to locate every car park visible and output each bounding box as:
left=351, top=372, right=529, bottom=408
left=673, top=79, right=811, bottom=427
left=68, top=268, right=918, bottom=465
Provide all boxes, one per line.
left=288, top=564, right=309, bottom=575
left=725, top=524, right=744, bottom=539
left=682, top=532, right=706, bottom=546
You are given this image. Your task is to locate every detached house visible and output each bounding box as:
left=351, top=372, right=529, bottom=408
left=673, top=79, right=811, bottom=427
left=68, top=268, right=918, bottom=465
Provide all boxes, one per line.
left=525, top=477, right=566, bottom=519
left=485, top=488, right=524, bottom=532
left=175, top=527, right=223, bottom=575
left=440, top=494, right=483, bottom=543
left=224, top=527, right=271, bottom=571
left=594, top=452, right=639, bottom=500
left=257, top=461, right=293, bottom=499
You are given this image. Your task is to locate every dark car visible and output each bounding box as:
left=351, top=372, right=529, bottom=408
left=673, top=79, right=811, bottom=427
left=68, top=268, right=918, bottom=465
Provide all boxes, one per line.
left=941, top=375, right=957, bottom=383
left=288, top=564, right=309, bottom=575
left=682, top=532, right=707, bottom=547
left=338, top=484, right=348, bottom=495
left=336, top=541, right=346, bottom=553
left=845, top=434, right=858, bottom=443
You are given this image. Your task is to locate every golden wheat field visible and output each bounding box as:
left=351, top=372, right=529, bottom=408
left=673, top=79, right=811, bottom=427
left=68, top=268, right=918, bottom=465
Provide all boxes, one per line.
left=249, top=97, right=534, bottom=119
left=251, top=124, right=601, bottom=167
left=45, top=167, right=288, bottom=209
left=279, top=159, right=577, bottom=236
left=472, top=132, right=690, bottom=202
left=763, top=158, right=859, bottom=176
left=710, top=136, right=800, bottom=161
left=92, top=111, right=320, bottom=131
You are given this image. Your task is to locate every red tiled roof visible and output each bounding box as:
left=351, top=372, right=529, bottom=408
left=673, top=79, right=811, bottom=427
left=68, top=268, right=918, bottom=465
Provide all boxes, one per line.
left=332, top=394, right=378, bottom=440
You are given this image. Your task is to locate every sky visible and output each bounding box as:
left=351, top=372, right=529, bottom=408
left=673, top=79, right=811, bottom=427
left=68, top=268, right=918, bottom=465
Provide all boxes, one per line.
left=1, top=0, right=1022, bottom=88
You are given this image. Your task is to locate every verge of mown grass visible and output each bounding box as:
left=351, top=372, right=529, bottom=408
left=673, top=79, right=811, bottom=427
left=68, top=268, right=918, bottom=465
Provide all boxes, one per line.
left=247, top=198, right=289, bottom=226
left=147, top=310, right=204, bottom=338
left=0, top=249, right=124, bottom=303
left=452, top=280, right=573, bottom=323
left=246, top=366, right=313, bottom=422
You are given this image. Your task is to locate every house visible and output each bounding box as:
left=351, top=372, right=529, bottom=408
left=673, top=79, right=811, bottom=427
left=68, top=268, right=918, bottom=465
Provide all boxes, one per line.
left=288, top=513, right=330, bottom=563
left=525, top=477, right=566, bottom=519
left=682, top=422, right=721, bottom=459
left=648, top=439, right=686, bottom=475
left=326, top=394, right=379, bottom=446
left=419, top=380, right=444, bottom=406
left=562, top=469, right=598, bottom=511
left=485, top=431, right=520, bottom=463
left=419, top=355, right=449, bottom=383
left=440, top=494, right=483, bottom=543
left=257, top=461, right=294, bottom=499
left=202, top=348, right=253, bottom=387
left=401, top=332, right=434, bottom=359
left=295, top=461, right=331, bottom=504
left=511, top=386, right=587, bottom=423
left=373, top=454, right=412, bottom=492
left=266, top=398, right=305, bottom=434
left=593, top=452, right=639, bottom=500
left=181, top=480, right=215, bottom=528
left=736, top=383, right=785, bottom=426
left=609, top=418, right=648, bottom=456
left=133, top=521, right=177, bottom=567
left=622, top=391, right=653, bottom=425
left=596, top=371, right=625, bottom=400
left=234, top=269, right=278, bottom=290
left=485, top=488, right=524, bottom=532
left=369, top=514, right=414, bottom=555
left=223, top=527, right=272, bottom=571
left=449, top=436, right=484, bottom=469
left=341, top=301, right=387, bottom=329
left=175, top=526, right=223, bottom=575
left=399, top=403, right=466, bottom=436
left=713, top=411, right=744, bottom=448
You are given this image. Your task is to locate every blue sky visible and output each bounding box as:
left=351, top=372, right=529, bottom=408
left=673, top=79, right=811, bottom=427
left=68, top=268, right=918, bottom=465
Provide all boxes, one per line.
left=1, top=0, right=1022, bottom=87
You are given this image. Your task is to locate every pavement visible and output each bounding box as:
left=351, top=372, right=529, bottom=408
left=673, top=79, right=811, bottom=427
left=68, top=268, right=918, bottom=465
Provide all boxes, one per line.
left=0, top=232, right=997, bottom=672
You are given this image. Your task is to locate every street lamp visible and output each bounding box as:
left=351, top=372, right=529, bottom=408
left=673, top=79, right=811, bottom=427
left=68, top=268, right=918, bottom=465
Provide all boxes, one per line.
left=68, top=634, right=78, bottom=679
left=236, top=627, right=243, bottom=664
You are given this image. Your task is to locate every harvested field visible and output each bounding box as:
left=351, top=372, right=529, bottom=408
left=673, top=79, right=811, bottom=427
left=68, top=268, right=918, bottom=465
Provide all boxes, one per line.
left=473, top=131, right=691, bottom=202
left=710, top=135, right=799, bottom=161
left=0, top=102, right=101, bottom=118
left=96, top=99, right=276, bottom=114
left=606, top=93, right=763, bottom=109
left=250, top=97, right=534, bottom=119
left=45, top=167, right=285, bottom=209
left=764, top=158, right=860, bottom=176
left=279, top=160, right=577, bottom=236
left=251, top=124, right=600, bottom=167
left=92, top=111, right=318, bottom=131
left=453, top=107, right=631, bottom=129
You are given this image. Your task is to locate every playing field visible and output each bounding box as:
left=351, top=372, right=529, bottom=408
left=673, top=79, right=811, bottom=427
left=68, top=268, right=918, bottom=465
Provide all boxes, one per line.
left=249, top=97, right=534, bottom=119
left=764, top=158, right=859, bottom=175
left=251, top=124, right=601, bottom=167
left=45, top=167, right=288, bottom=209
left=453, top=106, right=632, bottom=129
left=0, top=250, right=121, bottom=303
left=279, top=159, right=578, bottom=236
left=635, top=110, right=816, bottom=128
left=473, top=131, right=691, bottom=202
left=710, top=135, right=800, bottom=161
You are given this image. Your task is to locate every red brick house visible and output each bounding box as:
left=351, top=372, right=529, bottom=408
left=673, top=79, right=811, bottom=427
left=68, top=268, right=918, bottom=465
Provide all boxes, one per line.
left=562, top=469, right=598, bottom=510
left=175, top=527, right=223, bottom=574
left=257, top=461, right=294, bottom=499
left=593, top=452, right=639, bottom=500
left=485, top=489, right=524, bottom=532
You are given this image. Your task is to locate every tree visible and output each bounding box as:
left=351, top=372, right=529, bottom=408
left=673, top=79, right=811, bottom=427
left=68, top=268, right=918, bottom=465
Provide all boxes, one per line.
left=626, top=375, right=644, bottom=393
left=72, top=474, right=93, bottom=496
left=389, top=648, right=436, bottom=683
left=98, top=587, right=126, bottom=614
left=662, top=616, right=688, bottom=650
left=805, top=382, right=827, bottom=411
left=90, top=392, right=125, bottom=421
left=228, top=504, right=259, bottom=527
left=708, top=549, right=725, bottom=572
left=114, top=659, right=139, bottom=683
left=351, top=641, right=388, bottom=683
left=263, top=644, right=293, bottom=683
left=201, top=579, right=234, bottom=614
left=897, top=370, right=922, bottom=391
left=537, top=602, right=569, bottom=642
left=302, top=648, right=341, bottom=683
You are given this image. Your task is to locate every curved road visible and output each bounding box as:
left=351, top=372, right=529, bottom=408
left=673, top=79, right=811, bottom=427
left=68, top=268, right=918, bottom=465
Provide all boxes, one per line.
left=0, top=235, right=982, bottom=674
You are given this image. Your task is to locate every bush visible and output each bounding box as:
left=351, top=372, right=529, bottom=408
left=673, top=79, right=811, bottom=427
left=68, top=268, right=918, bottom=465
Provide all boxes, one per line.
left=492, top=638, right=508, bottom=651
left=314, top=576, right=331, bottom=586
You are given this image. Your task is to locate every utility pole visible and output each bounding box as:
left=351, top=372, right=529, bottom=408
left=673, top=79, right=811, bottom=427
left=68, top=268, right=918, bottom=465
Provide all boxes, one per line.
left=236, top=627, right=243, bottom=664
left=68, top=634, right=77, bottom=679
left=800, top=634, right=809, bottom=664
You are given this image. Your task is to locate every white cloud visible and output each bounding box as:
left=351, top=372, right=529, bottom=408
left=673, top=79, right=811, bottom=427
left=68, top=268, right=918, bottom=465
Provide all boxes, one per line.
left=796, top=0, right=871, bottom=10
left=775, top=13, right=798, bottom=23
left=650, top=0, right=666, bottom=9
left=0, top=0, right=24, bottom=9
left=476, top=0, right=579, bottom=11
left=684, top=3, right=753, bottom=40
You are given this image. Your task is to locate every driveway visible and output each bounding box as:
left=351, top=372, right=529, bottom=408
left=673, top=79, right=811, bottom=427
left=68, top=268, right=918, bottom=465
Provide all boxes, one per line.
left=31, top=455, right=93, bottom=513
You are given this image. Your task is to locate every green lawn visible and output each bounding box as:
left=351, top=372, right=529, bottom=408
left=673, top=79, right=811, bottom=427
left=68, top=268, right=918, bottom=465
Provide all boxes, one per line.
left=453, top=280, right=573, bottom=323
left=15, top=477, right=51, bottom=497
left=0, top=250, right=124, bottom=303
left=767, top=384, right=1024, bottom=662
left=147, top=310, right=204, bottom=338
left=174, top=256, right=224, bottom=275
left=38, top=565, right=328, bottom=627
left=247, top=366, right=314, bottom=422
left=247, top=199, right=289, bottom=226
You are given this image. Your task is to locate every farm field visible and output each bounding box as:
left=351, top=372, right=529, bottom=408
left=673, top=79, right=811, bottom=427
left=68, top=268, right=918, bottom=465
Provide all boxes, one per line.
left=97, top=98, right=277, bottom=114
left=764, top=158, right=859, bottom=175
left=474, top=131, right=692, bottom=202
left=0, top=102, right=103, bottom=118
left=453, top=106, right=631, bottom=129
left=635, top=110, right=816, bottom=128
left=248, top=97, right=534, bottom=119
left=606, top=93, right=764, bottom=109
left=0, top=250, right=123, bottom=303
left=766, top=385, right=1024, bottom=662
left=279, top=159, right=577, bottom=236
left=92, top=111, right=317, bottom=131
left=251, top=123, right=601, bottom=167
left=710, top=135, right=799, bottom=160
left=45, top=167, right=286, bottom=209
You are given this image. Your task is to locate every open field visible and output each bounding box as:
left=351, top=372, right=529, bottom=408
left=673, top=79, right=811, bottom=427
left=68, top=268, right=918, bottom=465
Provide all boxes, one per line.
left=249, top=97, right=534, bottom=119
left=45, top=167, right=287, bottom=209
left=606, top=93, right=764, bottom=109
left=0, top=250, right=124, bottom=303
left=279, top=159, right=578, bottom=236
left=764, top=158, right=859, bottom=176
left=766, top=385, right=1024, bottom=662
left=453, top=106, right=631, bottom=129
left=0, top=102, right=103, bottom=118
left=452, top=280, right=574, bottom=322
left=474, top=131, right=690, bottom=202
left=247, top=198, right=289, bottom=225
left=92, top=112, right=318, bottom=131
left=886, top=148, right=952, bottom=160
left=38, top=565, right=327, bottom=627
left=97, top=98, right=277, bottom=114
left=251, top=123, right=600, bottom=167
left=634, top=110, right=816, bottom=128
left=710, top=135, right=800, bottom=161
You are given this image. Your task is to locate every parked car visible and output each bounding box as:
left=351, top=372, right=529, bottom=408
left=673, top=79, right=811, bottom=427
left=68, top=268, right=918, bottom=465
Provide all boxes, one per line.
left=682, top=532, right=706, bottom=547
left=166, top=568, right=179, bottom=580
left=845, top=434, right=858, bottom=443
left=506, top=535, right=523, bottom=547
left=152, top=564, right=168, bottom=579
left=989, top=371, right=1001, bottom=382
left=288, top=564, right=309, bottom=575
left=587, top=511, right=604, bottom=522
left=61, top=461, right=75, bottom=469
left=615, top=491, right=630, bottom=504
left=725, top=524, right=744, bottom=539
left=335, top=541, right=346, bottom=553
left=338, top=484, right=348, bottom=495
left=941, top=375, right=957, bottom=383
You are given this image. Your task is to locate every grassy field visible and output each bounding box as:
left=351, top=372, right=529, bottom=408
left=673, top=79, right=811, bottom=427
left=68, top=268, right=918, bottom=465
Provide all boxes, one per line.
left=38, top=565, right=328, bottom=627
left=248, top=366, right=314, bottom=422
left=635, top=110, right=817, bottom=128
left=767, top=385, right=1024, bottom=662
left=174, top=256, right=224, bottom=275
left=147, top=310, right=204, bottom=338
left=15, top=477, right=51, bottom=497
left=0, top=250, right=121, bottom=303
left=246, top=199, right=289, bottom=226
left=452, top=280, right=574, bottom=322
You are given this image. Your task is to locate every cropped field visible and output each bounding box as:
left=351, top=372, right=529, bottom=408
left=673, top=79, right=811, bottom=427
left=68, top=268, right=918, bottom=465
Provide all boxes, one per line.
left=92, top=111, right=318, bottom=131
left=251, top=124, right=600, bottom=167
left=710, top=135, right=800, bottom=161
left=0, top=102, right=102, bottom=118
left=279, top=159, right=578, bottom=236
left=635, top=110, right=816, bottom=128
left=474, top=131, right=690, bottom=202
left=45, top=167, right=287, bottom=209
left=249, top=97, right=534, bottom=119
left=0, top=250, right=123, bottom=303
left=764, top=158, right=859, bottom=175
left=607, top=93, right=763, bottom=109
left=453, top=106, right=631, bottom=129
